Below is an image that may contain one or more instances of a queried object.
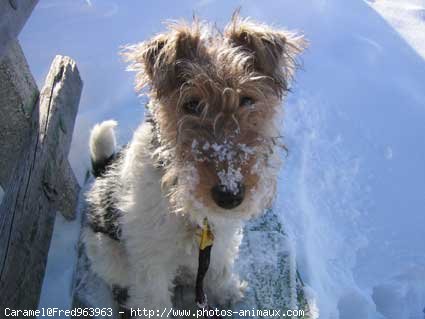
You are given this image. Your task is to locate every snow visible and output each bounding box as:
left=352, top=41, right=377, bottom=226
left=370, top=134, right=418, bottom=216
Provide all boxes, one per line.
left=191, top=139, right=255, bottom=193
left=17, top=0, right=425, bottom=318
left=37, top=210, right=81, bottom=312
left=274, top=0, right=425, bottom=317
left=368, top=0, right=425, bottom=59
left=217, top=166, right=243, bottom=194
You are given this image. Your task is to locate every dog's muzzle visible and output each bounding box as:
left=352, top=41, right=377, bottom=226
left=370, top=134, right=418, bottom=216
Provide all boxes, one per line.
left=211, top=183, right=245, bottom=209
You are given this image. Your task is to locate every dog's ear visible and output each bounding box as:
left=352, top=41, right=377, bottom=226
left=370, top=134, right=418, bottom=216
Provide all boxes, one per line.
left=225, top=13, right=307, bottom=94
left=122, top=21, right=202, bottom=95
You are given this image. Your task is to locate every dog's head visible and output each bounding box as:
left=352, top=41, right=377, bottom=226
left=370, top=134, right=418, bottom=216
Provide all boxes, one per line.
left=123, top=14, right=306, bottom=221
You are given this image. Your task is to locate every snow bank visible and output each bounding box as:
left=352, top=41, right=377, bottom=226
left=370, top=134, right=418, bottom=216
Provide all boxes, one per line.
left=372, top=265, right=425, bottom=319
left=275, top=0, right=425, bottom=317
left=277, top=96, right=377, bottom=318
left=368, top=0, right=425, bottom=59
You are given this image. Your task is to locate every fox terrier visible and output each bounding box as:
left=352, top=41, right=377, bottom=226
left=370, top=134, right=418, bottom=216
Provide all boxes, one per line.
left=83, top=13, right=305, bottom=315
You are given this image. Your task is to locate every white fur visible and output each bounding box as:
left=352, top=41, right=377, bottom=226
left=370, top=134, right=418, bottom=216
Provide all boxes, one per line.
left=83, top=228, right=131, bottom=287
left=89, top=120, right=118, bottom=163
left=84, top=116, right=281, bottom=312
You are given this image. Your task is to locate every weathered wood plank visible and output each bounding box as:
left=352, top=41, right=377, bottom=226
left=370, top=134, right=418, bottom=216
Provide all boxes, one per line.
left=0, top=55, right=82, bottom=313
left=233, top=209, right=311, bottom=318
left=55, top=160, right=81, bottom=220
left=0, top=0, right=38, bottom=57
left=0, top=39, right=39, bottom=187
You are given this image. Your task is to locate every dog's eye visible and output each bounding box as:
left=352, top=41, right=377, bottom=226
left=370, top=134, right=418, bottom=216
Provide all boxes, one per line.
left=240, top=96, right=255, bottom=108
left=182, top=99, right=202, bottom=116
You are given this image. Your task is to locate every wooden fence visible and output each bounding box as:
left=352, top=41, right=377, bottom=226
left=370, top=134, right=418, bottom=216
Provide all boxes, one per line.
left=0, top=1, right=82, bottom=314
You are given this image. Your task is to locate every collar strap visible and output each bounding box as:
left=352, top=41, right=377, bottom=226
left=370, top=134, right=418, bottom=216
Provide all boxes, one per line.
left=195, top=218, right=223, bottom=319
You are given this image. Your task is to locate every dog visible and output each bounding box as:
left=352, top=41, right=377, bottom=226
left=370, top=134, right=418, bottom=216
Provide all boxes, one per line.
left=83, top=13, right=305, bottom=316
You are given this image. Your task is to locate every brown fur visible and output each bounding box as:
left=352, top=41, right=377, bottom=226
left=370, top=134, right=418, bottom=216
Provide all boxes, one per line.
left=122, top=13, right=306, bottom=211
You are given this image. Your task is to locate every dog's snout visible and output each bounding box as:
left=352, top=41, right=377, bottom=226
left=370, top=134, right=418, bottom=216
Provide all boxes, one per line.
left=211, top=183, right=245, bottom=209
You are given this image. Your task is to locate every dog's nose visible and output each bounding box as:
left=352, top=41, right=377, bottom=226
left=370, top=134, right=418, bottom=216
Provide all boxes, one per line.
left=211, top=183, right=245, bottom=209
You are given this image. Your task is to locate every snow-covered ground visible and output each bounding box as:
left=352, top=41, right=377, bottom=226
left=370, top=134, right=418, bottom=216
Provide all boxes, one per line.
left=17, top=0, right=425, bottom=318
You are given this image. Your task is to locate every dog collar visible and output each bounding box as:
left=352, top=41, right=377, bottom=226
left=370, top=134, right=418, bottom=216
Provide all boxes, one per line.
left=198, top=218, right=214, bottom=250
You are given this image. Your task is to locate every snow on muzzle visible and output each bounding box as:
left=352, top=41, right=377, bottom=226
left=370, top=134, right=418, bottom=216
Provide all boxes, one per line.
left=191, top=139, right=255, bottom=209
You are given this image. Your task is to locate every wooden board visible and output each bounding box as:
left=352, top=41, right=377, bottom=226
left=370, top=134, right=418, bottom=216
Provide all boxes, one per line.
left=0, top=55, right=82, bottom=313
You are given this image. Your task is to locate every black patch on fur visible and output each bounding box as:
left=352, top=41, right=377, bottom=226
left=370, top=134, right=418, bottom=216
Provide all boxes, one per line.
left=112, top=285, right=131, bottom=319
left=87, top=150, right=124, bottom=241
left=92, top=154, right=116, bottom=178
left=87, top=199, right=122, bottom=241
left=112, top=285, right=129, bottom=305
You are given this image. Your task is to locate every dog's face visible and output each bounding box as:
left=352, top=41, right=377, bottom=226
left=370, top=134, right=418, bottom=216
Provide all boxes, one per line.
left=124, top=15, right=305, bottom=219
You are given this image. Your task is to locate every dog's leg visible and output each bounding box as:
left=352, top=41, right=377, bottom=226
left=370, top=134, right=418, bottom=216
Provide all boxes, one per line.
left=83, top=228, right=130, bottom=287
left=126, top=264, right=176, bottom=318
left=205, top=231, right=246, bottom=306
left=206, top=257, right=246, bottom=307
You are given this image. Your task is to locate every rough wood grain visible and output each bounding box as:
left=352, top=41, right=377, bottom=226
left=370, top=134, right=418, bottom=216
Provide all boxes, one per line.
left=55, top=160, right=81, bottom=220
left=0, top=40, right=38, bottom=188
left=0, top=0, right=38, bottom=57
left=0, top=55, right=82, bottom=313
left=233, top=209, right=311, bottom=318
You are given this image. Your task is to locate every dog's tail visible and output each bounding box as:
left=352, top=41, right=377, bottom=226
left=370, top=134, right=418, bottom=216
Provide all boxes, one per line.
left=89, top=120, right=118, bottom=177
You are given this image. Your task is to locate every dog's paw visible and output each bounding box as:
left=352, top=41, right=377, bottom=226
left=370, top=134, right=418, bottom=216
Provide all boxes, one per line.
left=228, top=279, right=248, bottom=304
left=210, top=278, right=248, bottom=306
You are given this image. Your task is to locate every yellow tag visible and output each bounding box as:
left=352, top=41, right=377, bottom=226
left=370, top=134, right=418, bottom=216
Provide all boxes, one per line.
left=199, top=218, right=214, bottom=250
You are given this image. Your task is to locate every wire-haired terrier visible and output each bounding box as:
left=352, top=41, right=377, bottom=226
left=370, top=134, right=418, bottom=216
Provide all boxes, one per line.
left=83, top=13, right=306, bottom=315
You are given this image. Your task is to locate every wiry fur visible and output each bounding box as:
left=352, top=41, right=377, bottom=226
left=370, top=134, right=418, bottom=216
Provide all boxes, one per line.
left=84, top=13, right=305, bottom=313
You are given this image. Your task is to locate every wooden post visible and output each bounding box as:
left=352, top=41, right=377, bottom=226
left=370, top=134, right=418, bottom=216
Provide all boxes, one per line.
left=0, top=55, right=82, bottom=313
left=0, top=0, right=38, bottom=57
left=233, top=209, right=311, bottom=315
left=0, top=40, right=39, bottom=189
